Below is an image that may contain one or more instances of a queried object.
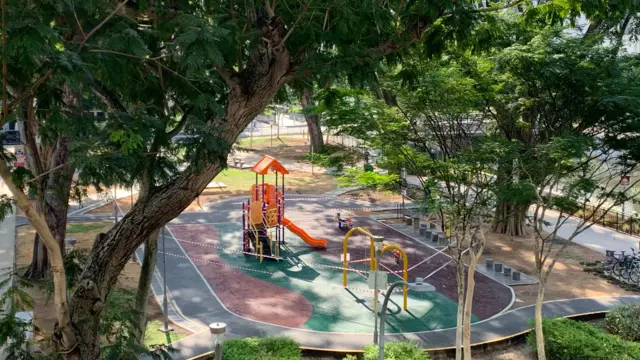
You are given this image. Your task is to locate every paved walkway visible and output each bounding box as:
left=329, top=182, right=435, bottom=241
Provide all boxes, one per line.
left=0, top=210, right=15, bottom=312
left=405, top=175, right=639, bottom=255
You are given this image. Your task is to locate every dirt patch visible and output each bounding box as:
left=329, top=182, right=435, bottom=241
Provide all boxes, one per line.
left=481, top=230, right=636, bottom=308
left=169, top=224, right=314, bottom=327
left=235, top=136, right=311, bottom=162
left=15, top=223, right=190, bottom=338
left=339, top=189, right=404, bottom=204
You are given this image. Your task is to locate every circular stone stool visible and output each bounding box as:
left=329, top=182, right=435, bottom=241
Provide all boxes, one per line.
left=494, top=262, right=503, bottom=273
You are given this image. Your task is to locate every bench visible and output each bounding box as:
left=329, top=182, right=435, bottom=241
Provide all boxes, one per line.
left=205, top=181, right=228, bottom=191
left=232, top=157, right=246, bottom=169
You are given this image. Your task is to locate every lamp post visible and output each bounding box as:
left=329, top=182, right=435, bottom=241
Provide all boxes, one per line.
left=209, top=322, right=227, bottom=360
left=400, top=167, right=407, bottom=217
left=378, top=278, right=435, bottom=360
left=159, top=227, right=173, bottom=334
left=372, top=236, right=385, bottom=345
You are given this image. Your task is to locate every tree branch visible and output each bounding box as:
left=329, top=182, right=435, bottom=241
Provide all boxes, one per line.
left=275, top=0, right=312, bottom=49
left=79, top=0, right=129, bottom=51
left=474, top=0, right=526, bottom=13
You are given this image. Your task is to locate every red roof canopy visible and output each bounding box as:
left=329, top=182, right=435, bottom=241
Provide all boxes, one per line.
left=250, top=155, right=289, bottom=175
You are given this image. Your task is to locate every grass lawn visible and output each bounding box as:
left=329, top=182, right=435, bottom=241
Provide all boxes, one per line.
left=144, top=320, right=188, bottom=346
left=67, top=222, right=108, bottom=233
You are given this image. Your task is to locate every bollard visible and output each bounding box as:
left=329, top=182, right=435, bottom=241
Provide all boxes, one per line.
left=413, top=217, right=421, bottom=230
left=503, top=267, right=512, bottom=277
left=494, top=262, right=503, bottom=273
left=485, top=258, right=494, bottom=269
left=429, top=223, right=437, bottom=229
left=419, top=224, right=427, bottom=236
left=438, top=236, right=447, bottom=246
left=431, top=232, right=439, bottom=243
left=406, top=217, right=413, bottom=226
left=512, top=271, right=521, bottom=281
left=425, top=229, right=432, bottom=240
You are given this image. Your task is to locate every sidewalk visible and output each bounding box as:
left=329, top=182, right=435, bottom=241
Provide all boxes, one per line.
left=405, top=175, right=639, bottom=255
left=0, top=210, right=15, bottom=311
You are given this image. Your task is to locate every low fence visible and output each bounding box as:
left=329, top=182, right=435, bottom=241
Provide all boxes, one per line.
left=579, top=204, right=640, bottom=237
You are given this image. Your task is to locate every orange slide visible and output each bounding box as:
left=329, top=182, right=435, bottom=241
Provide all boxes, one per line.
left=281, top=218, right=327, bottom=248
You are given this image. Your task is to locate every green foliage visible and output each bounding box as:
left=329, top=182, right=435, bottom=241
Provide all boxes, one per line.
left=222, top=337, right=301, bottom=360
left=363, top=163, right=374, bottom=172
left=363, top=341, right=430, bottom=360
left=63, top=249, right=90, bottom=291
left=338, top=168, right=400, bottom=191
left=304, top=153, right=344, bottom=170
left=342, top=355, right=359, bottom=360
left=0, top=277, right=60, bottom=360
left=605, top=304, right=640, bottom=342
left=527, top=318, right=640, bottom=360
left=99, top=289, right=174, bottom=360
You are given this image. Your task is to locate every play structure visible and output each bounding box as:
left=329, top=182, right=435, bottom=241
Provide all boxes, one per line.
left=242, top=155, right=327, bottom=262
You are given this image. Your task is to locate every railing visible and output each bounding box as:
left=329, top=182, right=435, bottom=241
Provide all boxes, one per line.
left=576, top=204, right=640, bottom=238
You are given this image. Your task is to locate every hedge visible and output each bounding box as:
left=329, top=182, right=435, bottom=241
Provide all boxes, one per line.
left=527, top=318, right=640, bottom=360
left=222, top=337, right=301, bottom=360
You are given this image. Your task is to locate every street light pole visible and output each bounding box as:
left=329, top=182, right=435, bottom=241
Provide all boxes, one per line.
left=378, top=278, right=435, bottom=360
left=159, top=227, right=173, bottom=333
left=400, top=167, right=407, bottom=218
left=372, top=236, right=385, bottom=345
left=113, top=186, right=118, bottom=223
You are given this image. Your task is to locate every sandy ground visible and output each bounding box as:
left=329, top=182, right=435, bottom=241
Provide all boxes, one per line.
left=482, top=229, right=637, bottom=308
left=15, top=224, right=190, bottom=338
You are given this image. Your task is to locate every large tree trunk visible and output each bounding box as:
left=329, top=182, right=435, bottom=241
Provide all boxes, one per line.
left=0, top=160, right=75, bottom=350
left=300, top=88, right=324, bottom=154
left=24, top=136, right=74, bottom=279
left=133, top=229, right=160, bottom=343
left=24, top=233, right=49, bottom=279
left=492, top=199, right=527, bottom=236
left=534, top=282, right=546, bottom=360
left=69, top=17, right=293, bottom=357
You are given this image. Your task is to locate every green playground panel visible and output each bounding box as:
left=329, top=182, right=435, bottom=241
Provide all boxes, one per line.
left=215, top=223, right=478, bottom=333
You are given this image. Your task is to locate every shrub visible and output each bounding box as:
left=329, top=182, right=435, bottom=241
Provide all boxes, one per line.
left=527, top=318, right=640, bottom=360
left=605, top=304, right=640, bottom=341
left=338, top=168, right=400, bottom=190
left=363, top=341, right=430, bottom=360
left=223, top=337, right=301, bottom=360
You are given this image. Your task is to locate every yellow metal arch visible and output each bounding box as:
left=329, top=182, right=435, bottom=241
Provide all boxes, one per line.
left=381, top=245, right=409, bottom=310
left=342, top=227, right=377, bottom=286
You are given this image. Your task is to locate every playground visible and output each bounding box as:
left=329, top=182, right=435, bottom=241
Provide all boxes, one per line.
left=167, top=156, right=513, bottom=334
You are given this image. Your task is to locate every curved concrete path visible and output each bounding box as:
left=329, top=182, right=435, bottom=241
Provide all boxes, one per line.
left=164, top=295, right=640, bottom=359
